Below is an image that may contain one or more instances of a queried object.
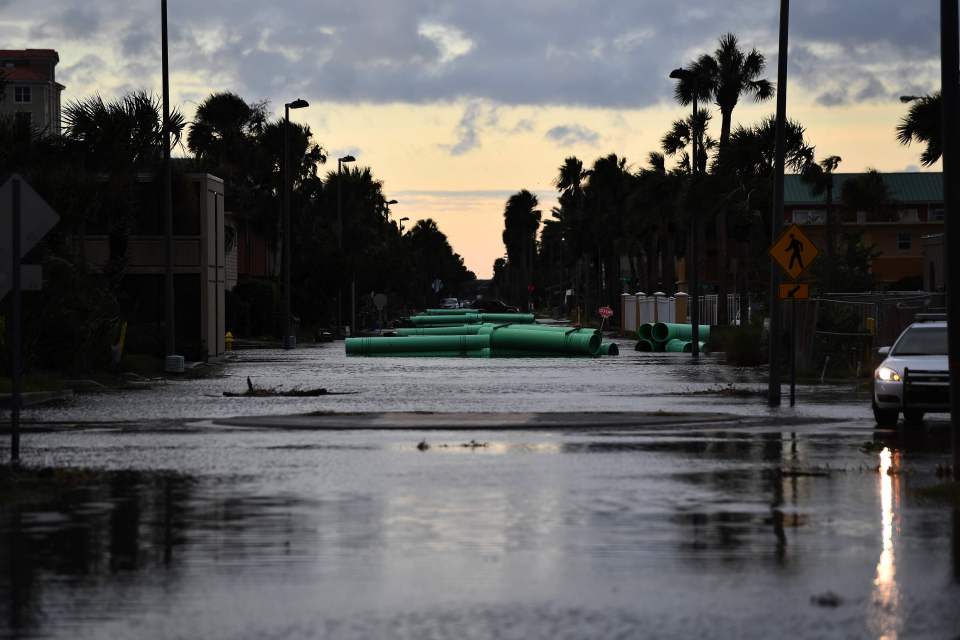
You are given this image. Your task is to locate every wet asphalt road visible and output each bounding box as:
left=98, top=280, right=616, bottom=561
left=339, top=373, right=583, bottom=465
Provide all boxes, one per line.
left=21, top=340, right=872, bottom=424
left=2, top=342, right=959, bottom=639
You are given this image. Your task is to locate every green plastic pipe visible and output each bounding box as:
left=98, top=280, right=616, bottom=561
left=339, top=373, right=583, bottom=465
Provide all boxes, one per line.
left=409, top=313, right=480, bottom=325
left=484, top=326, right=600, bottom=355
left=357, top=349, right=490, bottom=358
left=665, top=339, right=688, bottom=353
left=682, top=341, right=707, bottom=353
left=396, top=325, right=482, bottom=336
left=651, top=323, right=711, bottom=343
left=635, top=339, right=655, bottom=352
left=496, top=324, right=600, bottom=336
left=408, top=312, right=535, bottom=326
left=346, top=334, right=489, bottom=355
left=598, top=342, right=619, bottom=356
left=637, top=323, right=653, bottom=340
left=478, top=313, right=536, bottom=324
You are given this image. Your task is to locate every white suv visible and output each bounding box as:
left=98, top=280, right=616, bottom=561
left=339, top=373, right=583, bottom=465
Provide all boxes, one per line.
left=873, top=315, right=949, bottom=427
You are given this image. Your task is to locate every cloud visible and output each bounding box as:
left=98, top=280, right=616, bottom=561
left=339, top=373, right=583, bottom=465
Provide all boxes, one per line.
left=545, top=124, right=600, bottom=147
left=0, top=0, right=944, bottom=110
left=816, top=90, right=847, bottom=107
left=444, top=101, right=498, bottom=156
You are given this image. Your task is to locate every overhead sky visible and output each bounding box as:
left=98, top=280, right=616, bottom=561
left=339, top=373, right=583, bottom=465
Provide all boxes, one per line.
left=0, top=0, right=946, bottom=277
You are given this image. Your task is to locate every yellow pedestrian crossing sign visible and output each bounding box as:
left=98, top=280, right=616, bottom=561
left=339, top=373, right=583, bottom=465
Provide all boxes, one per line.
left=769, top=224, right=819, bottom=280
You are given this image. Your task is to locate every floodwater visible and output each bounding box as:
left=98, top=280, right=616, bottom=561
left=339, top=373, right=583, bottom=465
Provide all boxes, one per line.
left=23, top=341, right=872, bottom=424
left=3, top=343, right=958, bottom=638
left=2, top=423, right=958, bottom=639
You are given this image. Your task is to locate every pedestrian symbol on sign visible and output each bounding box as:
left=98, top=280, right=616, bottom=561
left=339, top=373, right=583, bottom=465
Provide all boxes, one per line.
left=769, top=225, right=819, bottom=280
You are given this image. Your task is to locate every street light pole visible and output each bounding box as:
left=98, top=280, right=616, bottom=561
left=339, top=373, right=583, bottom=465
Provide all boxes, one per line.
left=670, top=67, right=700, bottom=360
left=399, top=217, right=409, bottom=234
left=160, top=0, right=178, bottom=372
left=337, top=154, right=356, bottom=336
left=939, top=0, right=960, bottom=478
left=768, top=0, right=791, bottom=408
left=282, top=99, right=309, bottom=350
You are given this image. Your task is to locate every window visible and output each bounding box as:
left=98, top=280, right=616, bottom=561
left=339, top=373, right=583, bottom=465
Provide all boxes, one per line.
left=14, top=86, right=31, bottom=103
left=897, top=232, right=912, bottom=252
left=930, top=208, right=946, bottom=222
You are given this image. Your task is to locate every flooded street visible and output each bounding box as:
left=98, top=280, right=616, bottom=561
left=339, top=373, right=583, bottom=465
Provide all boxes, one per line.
left=22, top=341, right=872, bottom=423
left=3, top=346, right=959, bottom=638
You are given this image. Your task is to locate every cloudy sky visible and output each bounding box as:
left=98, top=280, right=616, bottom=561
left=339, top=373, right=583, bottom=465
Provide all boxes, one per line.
left=0, top=0, right=946, bottom=276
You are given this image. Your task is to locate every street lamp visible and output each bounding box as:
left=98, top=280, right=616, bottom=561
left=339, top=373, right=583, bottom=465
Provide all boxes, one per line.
left=399, top=217, right=410, bottom=234
left=669, top=66, right=701, bottom=361
left=385, top=199, right=398, bottom=221
left=282, top=98, right=309, bottom=350
left=160, top=0, right=181, bottom=373
left=337, top=154, right=356, bottom=336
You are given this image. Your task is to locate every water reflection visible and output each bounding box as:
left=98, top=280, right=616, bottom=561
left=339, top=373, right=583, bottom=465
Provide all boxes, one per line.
left=870, top=447, right=902, bottom=640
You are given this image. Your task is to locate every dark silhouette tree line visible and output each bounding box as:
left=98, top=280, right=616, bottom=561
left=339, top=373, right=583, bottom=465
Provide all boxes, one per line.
left=494, top=32, right=922, bottom=324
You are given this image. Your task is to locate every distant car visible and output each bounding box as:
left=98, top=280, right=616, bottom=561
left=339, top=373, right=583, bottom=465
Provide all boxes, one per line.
left=468, top=299, right=520, bottom=313
left=440, top=297, right=460, bottom=309
left=873, top=315, right=949, bottom=427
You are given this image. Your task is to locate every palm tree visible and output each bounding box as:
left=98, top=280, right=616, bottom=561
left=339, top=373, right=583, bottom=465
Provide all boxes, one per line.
left=801, top=155, right=842, bottom=271
left=502, top=190, right=541, bottom=305
left=897, top=92, right=943, bottom=166
left=660, top=109, right=715, bottom=174
left=635, top=152, right=683, bottom=293
left=62, top=91, right=185, bottom=285
left=675, top=33, right=774, bottom=324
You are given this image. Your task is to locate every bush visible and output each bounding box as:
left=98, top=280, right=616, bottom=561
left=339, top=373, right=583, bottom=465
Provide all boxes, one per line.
left=713, top=322, right=767, bottom=366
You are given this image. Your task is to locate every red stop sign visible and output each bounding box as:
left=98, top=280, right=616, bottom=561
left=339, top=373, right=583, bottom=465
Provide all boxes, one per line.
left=598, top=306, right=613, bottom=318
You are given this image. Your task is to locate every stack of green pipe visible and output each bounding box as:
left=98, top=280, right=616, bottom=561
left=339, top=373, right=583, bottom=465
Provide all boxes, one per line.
left=346, top=335, right=489, bottom=356
left=638, top=323, right=653, bottom=341
left=635, top=339, right=655, bottom=352
left=683, top=341, right=707, bottom=353
left=396, top=325, right=483, bottom=336
left=665, top=339, right=687, bottom=353
left=496, top=324, right=600, bottom=336
left=650, top=322, right=711, bottom=343
left=408, top=312, right=535, bottom=326
left=485, top=326, right=600, bottom=356
left=409, top=313, right=480, bottom=325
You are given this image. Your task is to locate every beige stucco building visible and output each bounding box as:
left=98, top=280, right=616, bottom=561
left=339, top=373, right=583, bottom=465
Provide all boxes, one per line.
left=0, top=49, right=64, bottom=135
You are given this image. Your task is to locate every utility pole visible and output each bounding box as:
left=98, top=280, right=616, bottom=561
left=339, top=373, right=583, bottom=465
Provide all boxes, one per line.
left=669, top=67, right=701, bottom=360
left=10, top=179, right=21, bottom=463
left=161, top=0, right=179, bottom=373
left=940, top=0, right=960, bottom=478
left=768, top=0, right=791, bottom=407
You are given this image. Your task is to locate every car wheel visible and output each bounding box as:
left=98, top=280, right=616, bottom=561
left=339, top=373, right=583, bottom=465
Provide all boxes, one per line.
left=872, top=402, right=899, bottom=428
left=903, top=409, right=925, bottom=425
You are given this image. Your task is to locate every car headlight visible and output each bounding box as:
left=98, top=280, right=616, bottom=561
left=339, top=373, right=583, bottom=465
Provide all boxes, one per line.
left=876, top=366, right=902, bottom=382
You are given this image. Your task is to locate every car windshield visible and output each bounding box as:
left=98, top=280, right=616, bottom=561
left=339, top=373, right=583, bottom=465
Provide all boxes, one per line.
left=892, top=327, right=948, bottom=356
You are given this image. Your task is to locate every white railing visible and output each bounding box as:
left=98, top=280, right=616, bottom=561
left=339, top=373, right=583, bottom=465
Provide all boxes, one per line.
left=621, top=292, right=750, bottom=334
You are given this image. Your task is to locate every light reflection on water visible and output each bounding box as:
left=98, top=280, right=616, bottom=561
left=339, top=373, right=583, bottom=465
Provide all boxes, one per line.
left=871, top=447, right=902, bottom=640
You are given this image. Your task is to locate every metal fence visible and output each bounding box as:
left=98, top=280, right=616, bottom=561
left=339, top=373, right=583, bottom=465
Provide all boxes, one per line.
left=787, top=291, right=946, bottom=376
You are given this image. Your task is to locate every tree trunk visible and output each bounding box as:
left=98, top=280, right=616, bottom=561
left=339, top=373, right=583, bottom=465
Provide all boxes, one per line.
left=715, top=107, right=734, bottom=327
left=825, top=183, right=836, bottom=290
left=663, top=225, right=678, bottom=296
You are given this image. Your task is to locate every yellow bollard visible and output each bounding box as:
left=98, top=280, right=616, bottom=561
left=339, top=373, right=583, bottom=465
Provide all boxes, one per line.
left=225, top=331, right=234, bottom=352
